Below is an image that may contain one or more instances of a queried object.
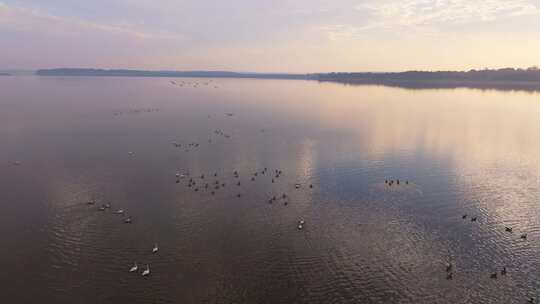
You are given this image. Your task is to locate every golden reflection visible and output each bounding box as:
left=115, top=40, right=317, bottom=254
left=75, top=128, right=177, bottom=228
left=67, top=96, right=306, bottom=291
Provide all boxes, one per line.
left=235, top=80, right=540, bottom=173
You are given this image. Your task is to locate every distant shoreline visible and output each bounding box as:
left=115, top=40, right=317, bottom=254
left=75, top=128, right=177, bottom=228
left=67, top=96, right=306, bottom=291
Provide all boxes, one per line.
left=317, top=78, right=540, bottom=92
left=34, top=68, right=540, bottom=92
left=0, top=73, right=11, bottom=76
left=35, top=68, right=312, bottom=80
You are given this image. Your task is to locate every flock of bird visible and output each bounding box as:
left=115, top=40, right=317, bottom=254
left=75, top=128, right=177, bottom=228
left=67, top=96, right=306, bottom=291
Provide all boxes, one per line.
left=113, top=108, right=159, bottom=117
left=440, top=211, right=534, bottom=303
left=83, top=109, right=315, bottom=280
left=86, top=197, right=161, bottom=277
left=384, top=178, right=535, bottom=302
left=175, top=167, right=313, bottom=207
left=385, top=179, right=409, bottom=186
left=12, top=81, right=531, bottom=302
left=170, top=80, right=218, bottom=89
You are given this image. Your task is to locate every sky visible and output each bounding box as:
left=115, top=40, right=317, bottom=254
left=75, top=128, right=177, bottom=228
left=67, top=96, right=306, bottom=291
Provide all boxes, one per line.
left=1, top=0, right=540, bottom=72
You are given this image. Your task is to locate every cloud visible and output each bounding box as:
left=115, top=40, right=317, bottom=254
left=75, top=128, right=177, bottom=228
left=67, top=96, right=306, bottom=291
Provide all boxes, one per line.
left=355, top=0, right=540, bottom=28
left=319, top=0, right=540, bottom=42
left=0, top=2, right=190, bottom=69
left=2, top=0, right=540, bottom=71
left=0, top=2, right=185, bottom=41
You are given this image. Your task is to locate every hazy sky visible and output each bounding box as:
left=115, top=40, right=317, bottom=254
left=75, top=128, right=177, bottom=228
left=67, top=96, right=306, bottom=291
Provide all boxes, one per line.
left=1, top=0, right=540, bottom=72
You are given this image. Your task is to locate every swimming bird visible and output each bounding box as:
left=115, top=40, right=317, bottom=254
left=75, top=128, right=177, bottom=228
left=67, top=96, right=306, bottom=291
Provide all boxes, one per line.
left=471, top=217, right=477, bottom=222
left=446, top=272, right=453, bottom=280
left=297, top=224, right=304, bottom=230
left=295, top=184, right=301, bottom=189
left=501, top=267, right=507, bottom=275
left=124, top=217, right=132, bottom=224
left=299, top=219, right=305, bottom=225
left=505, top=227, right=513, bottom=232
left=116, top=209, right=124, bottom=214
left=490, top=272, right=498, bottom=279
left=129, top=262, right=138, bottom=272
left=152, top=244, right=158, bottom=253
left=462, top=214, right=467, bottom=219
left=445, top=262, right=453, bottom=272
left=142, top=265, right=150, bottom=276
left=309, top=184, right=313, bottom=188
left=528, top=297, right=535, bottom=303
left=521, top=234, right=528, bottom=239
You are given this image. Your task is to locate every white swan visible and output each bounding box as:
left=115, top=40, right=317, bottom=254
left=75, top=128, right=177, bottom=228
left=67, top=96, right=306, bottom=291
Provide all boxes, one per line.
left=129, top=262, right=138, bottom=272
left=152, top=243, right=159, bottom=253
left=142, top=264, right=150, bottom=276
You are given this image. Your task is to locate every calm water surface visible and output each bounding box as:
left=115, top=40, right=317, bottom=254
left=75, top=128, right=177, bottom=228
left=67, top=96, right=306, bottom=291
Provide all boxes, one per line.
left=1, top=76, right=540, bottom=303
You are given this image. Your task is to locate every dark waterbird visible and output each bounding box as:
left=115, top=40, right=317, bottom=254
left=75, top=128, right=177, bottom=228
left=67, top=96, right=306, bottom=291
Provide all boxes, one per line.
left=445, top=262, right=453, bottom=272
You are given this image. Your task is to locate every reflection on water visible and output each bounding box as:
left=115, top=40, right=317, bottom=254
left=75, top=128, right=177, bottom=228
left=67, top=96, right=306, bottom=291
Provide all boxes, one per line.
left=1, top=76, right=539, bottom=303
left=319, top=79, right=540, bottom=93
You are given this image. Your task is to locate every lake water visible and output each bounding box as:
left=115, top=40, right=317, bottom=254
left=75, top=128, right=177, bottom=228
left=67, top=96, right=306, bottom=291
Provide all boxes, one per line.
left=1, top=76, right=540, bottom=303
